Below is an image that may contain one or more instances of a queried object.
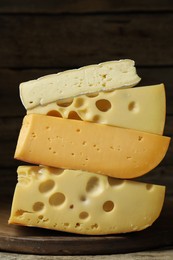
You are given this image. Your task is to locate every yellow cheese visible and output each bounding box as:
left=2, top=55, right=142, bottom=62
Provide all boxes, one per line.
left=14, top=114, right=170, bottom=179
left=28, top=84, right=166, bottom=135
left=19, top=60, right=141, bottom=109
left=9, top=166, right=165, bottom=235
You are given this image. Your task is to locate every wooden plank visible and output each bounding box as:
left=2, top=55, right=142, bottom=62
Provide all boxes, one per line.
left=0, top=0, right=173, bottom=14
left=0, top=67, right=173, bottom=117
left=0, top=117, right=22, bottom=141
left=0, top=14, right=173, bottom=68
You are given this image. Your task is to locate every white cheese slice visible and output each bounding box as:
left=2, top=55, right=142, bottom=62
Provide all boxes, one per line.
left=20, top=59, right=141, bottom=109
left=9, top=166, right=165, bottom=235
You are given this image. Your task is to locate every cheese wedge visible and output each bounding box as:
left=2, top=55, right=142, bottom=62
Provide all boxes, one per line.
left=14, top=114, right=170, bottom=179
left=20, top=60, right=141, bottom=109
left=28, top=84, right=166, bottom=135
left=9, top=166, right=165, bottom=235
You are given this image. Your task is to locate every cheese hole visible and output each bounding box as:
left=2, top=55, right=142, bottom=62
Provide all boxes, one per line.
left=64, top=223, right=69, bottom=227
left=38, top=215, right=43, bottom=220
left=96, top=99, right=111, bottom=112
left=128, top=101, right=138, bottom=112
left=80, top=195, right=87, bottom=202
left=91, top=223, right=98, bottom=229
left=43, top=218, right=49, bottom=223
left=69, top=204, right=74, bottom=209
left=74, top=98, right=84, bottom=108
left=31, top=132, right=36, bottom=138
left=47, top=110, right=62, bottom=117
left=102, top=74, right=107, bottom=79
left=15, top=209, right=27, bottom=216
left=68, top=111, right=82, bottom=120
left=76, top=128, right=81, bottom=133
left=107, top=177, right=124, bottom=187
left=75, top=223, right=81, bottom=228
left=138, top=136, right=143, bottom=141
left=33, top=202, right=44, bottom=212
left=103, top=201, right=114, bottom=212
left=39, top=180, right=55, bottom=193
left=49, top=192, right=66, bottom=206
left=56, top=99, right=73, bottom=107
left=86, top=177, right=104, bottom=196
left=86, top=93, right=99, bottom=98
left=92, top=115, right=101, bottom=123
left=146, top=184, right=153, bottom=191
left=49, top=167, right=64, bottom=175
left=79, top=211, right=89, bottom=220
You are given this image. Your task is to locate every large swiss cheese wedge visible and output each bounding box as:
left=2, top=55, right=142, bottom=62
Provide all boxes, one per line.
left=14, top=114, right=170, bottom=179
left=28, top=84, right=166, bottom=135
left=9, top=166, right=165, bottom=235
left=20, top=59, right=141, bottom=109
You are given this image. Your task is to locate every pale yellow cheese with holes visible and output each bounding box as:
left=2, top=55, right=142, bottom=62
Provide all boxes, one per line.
left=14, top=114, right=170, bottom=179
left=19, top=60, right=141, bottom=109
left=28, top=84, right=166, bottom=135
left=9, top=166, right=165, bottom=235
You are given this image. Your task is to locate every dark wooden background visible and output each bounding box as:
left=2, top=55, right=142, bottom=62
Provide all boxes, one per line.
left=0, top=1, right=173, bottom=202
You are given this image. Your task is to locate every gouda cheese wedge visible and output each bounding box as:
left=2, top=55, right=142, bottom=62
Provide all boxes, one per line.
left=14, top=114, right=170, bottom=179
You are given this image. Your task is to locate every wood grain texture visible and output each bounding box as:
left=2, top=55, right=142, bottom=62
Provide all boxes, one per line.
left=0, top=14, right=173, bottom=68
left=1, top=251, right=173, bottom=260
left=0, top=0, right=173, bottom=14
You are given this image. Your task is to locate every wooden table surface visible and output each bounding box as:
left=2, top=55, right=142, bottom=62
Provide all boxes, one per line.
left=0, top=0, right=173, bottom=258
left=0, top=250, right=173, bottom=260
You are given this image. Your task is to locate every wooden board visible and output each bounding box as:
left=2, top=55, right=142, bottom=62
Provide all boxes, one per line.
left=0, top=14, right=173, bottom=68
left=1, top=0, right=173, bottom=13
left=0, top=198, right=173, bottom=255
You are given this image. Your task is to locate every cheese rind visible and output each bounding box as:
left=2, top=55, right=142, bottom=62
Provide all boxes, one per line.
left=28, top=84, right=166, bottom=135
left=19, top=60, right=141, bottom=109
left=14, top=114, right=170, bottom=179
left=9, top=166, right=165, bottom=235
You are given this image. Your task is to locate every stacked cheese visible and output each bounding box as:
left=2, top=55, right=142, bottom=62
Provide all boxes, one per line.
left=9, top=60, right=170, bottom=235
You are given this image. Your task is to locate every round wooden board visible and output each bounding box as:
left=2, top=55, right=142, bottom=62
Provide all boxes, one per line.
left=0, top=199, right=173, bottom=255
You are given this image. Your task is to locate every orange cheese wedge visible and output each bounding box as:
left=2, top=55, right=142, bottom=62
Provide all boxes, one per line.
left=14, top=114, right=170, bottom=179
